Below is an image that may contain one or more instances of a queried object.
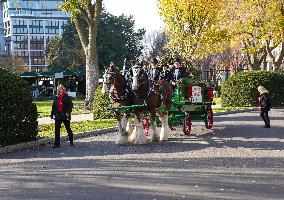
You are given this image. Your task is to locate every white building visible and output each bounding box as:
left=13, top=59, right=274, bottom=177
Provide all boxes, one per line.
left=0, top=3, right=6, bottom=56
left=2, top=0, right=70, bottom=71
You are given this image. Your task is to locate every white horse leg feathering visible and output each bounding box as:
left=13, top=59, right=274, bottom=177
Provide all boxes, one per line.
left=151, top=121, right=159, bottom=142
left=133, top=115, right=147, bottom=145
left=159, top=114, right=170, bottom=141
left=126, top=117, right=133, bottom=134
left=116, top=115, right=129, bottom=145
left=128, top=118, right=137, bottom=142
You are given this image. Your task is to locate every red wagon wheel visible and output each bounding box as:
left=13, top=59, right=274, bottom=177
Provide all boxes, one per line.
left=205, top=106, right=213, bottom=129
left=143, top=118, right=150, bottom=136
left=183, top=114, right=192, bottom=136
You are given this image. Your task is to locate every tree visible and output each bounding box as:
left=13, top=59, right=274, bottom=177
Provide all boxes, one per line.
left=0, top=56, right=28, bottom=73
left=46, top=11, right=145, bottom=71
left=158, top=0, right=229, bottom=67
left=264, top=0, right=284, bottom=71
left=221, top=0, right=284, bottom=71
left=46, top=22, right=85, bottom=72
left=60, top=0, right=103, bottom=108
left=141, top=30, right=168, bottom=59
left=96, top=12, right=145, bottom=67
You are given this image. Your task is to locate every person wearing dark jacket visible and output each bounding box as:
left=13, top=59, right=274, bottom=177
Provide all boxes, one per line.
left=149, top=57, right=162, bottom=92
left=171, top=59, right=188, bottom=87
left=160, top=64, right=174, bottom=83
left=258, top=86, right=271, bottom=128
left=50, top=84, right=74, bottom=148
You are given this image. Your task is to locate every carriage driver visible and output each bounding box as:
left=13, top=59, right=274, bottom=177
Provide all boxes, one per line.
left=149, top=57, right=162, bottom=92
left=160, top=61, right=174, bottom=84
left=171, top=58, right=188, bottom=86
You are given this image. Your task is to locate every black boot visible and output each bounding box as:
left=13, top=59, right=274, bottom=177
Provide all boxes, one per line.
left=51, top=144, right=60, bottom=148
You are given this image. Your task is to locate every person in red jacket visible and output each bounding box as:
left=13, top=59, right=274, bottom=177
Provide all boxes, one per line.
left=258, top=86, right=271, bottom=128
left=50, top=84, right=74, bottom=148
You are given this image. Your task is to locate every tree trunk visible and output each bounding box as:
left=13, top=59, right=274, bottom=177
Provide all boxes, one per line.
left=273, top=43, right=284, bottom=71
left=266, top=41, right=284, bottom=72
left=67, top=0, right=102, bottom=109
left=84, top=22, right=99, bottom=109
left=85, top=54, right=99, bottom=109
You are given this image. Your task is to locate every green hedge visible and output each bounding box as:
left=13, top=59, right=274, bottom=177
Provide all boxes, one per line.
left=221, top=71, right=284, bottom=107
left=0, top=68, right=38, bottom=146
left=93, top=84, right=114, bottom=120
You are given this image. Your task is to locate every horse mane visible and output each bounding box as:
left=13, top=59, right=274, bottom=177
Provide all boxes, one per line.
left=154, top=80, right=172, bottom=110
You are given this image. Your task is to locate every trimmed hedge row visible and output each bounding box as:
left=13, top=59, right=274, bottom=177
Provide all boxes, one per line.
left=221, top=71, right=284, bottom=107
left=0, top=68, right=38, bottom=147
left=93, top=84, right=114, bottom=120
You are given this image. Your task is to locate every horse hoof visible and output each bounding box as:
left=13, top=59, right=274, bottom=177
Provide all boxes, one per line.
left=158, top=140, right=167, bottom=144
left=150, top=139, right=158, bottom=144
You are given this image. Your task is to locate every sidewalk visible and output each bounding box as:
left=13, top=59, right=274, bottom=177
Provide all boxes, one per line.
left=38, top=113, right=93, bottom=125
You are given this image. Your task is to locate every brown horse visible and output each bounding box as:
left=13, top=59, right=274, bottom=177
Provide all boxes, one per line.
left=131, top=66, right=172, bottom=142
left=129, top=65, right=149, bottom=143
left=102, top=65, right=146, bottom=144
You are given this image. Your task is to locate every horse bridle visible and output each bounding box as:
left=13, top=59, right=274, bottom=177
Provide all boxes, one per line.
left=104, top=70, right=131, bottom=103
left=131, top=67, right=148, bottom=86
left=131, top=67, right=149, bottom=99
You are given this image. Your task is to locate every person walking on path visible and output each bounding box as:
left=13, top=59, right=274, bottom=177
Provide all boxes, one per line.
left=50, top=84, right=74, bottom=148
left=31, top=83, right=38, bottom=99
left=258, top=86, right=271, bottom=128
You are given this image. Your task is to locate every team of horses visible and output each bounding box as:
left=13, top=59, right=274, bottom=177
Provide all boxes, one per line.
left=102, top=64, right=173, bottom=145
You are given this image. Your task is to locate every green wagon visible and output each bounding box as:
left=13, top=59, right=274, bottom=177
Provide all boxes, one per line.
left=167, top=78, right=214, bottom=135
left=108, top=77, right=214, bottom=136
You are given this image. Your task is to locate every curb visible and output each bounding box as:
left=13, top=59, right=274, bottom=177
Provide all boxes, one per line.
left=213, top=108, right=258, bottom=116
left=0, top=127, right=118, bottom=154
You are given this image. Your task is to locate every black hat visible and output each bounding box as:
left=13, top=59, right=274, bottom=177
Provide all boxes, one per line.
left=150, top=57, right=158, bottom=64
left=130, top=60, right=136, bottom=66
left=174, top=57, right=181, bottom=63
left=110, top=61, right=115, bottom=66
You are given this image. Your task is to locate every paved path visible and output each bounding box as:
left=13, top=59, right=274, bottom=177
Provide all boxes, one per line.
left=1, top=109, right=284, bottom=200
left=38, top=113, right=93, bottom=125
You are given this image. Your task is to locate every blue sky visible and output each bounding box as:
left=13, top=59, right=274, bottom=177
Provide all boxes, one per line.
left=103, top=0, right=164, bottom=32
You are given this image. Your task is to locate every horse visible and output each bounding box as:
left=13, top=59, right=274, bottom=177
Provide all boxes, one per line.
left=131, top=65, right=173, bottom=142
left=102, top=65, right=146, bottom=145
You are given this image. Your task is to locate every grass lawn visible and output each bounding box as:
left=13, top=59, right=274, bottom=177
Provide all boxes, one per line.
left=35, top=99, right=92, bottom=118
left=213, top=106, right=255, bottom=113
left=212, top=97, right=255, bottom=112
left=213, top=97, right=221, bottom=105
left=38, top=119, right=117, bottom=138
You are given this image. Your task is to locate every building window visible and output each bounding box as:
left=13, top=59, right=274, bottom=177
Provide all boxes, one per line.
left=31, top=58, right=45, bottom=65
left=13, top=27, right=28, bottom=34
left=30, top=43, right=44, bottom=50
left=30, top=51, right=45, bottom=57
left=14, top=42, right=28, bottom=50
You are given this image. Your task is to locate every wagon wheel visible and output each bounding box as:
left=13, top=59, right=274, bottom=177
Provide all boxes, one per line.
left=143, top=118, right=150, bottom=136
left=205, top=106, right=213, bottom=129
left=183, top=114, right=192, bottom=135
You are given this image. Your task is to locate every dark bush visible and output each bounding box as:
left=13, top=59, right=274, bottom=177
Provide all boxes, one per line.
left=0, top=68, right=38, bottom=147
left=93, top=84, right=114, bottom=120
left=221, top=70, right=284, bottom=107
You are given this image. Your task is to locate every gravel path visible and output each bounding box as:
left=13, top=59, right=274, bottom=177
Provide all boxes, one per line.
left=1, top=109, right=284, bottom=200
